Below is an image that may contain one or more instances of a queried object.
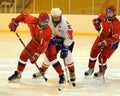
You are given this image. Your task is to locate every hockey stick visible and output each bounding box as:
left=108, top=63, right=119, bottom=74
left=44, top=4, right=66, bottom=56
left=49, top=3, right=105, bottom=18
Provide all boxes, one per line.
left=63, top=59, right=69, bottom=83
left=58, top=59, right=76, bottom=91
left=63, top=59, right=76, bottom=87
left=15, top=32, right=47, bottom=81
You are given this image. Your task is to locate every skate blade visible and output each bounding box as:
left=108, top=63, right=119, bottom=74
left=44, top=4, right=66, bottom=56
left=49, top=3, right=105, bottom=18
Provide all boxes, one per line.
left=32, top=72, right=44, bottom=79
left=32, top=76, right=41, bottom=79
left=8, top=78, right=20, bottom=83
left=84, top=74, right=93, bottom=79
left=93, top=74, right=103, bottom=78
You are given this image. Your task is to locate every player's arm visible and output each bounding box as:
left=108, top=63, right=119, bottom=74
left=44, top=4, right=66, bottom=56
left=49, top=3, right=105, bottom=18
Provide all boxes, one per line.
left=93, top=14, right=102, bottom=32
left=63, top=21, right=74, bottom=46
left=98, top=21, right=120, bottom=49
left=106, top=22, right=120, bottom=45
left=98, top=32, right=120, bottom=49
left=60, top=22, right=73, bottom=59
left=9, top=12, right=38, bottom=31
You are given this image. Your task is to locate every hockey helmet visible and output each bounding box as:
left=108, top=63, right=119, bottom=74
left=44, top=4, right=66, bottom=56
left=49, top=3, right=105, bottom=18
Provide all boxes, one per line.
left=38, top=12, right=50, bottom=28
left=106, top=5, right=116, bottom=21
left=38, top=12, right=50, bottom=22
left=50, top=8, right=62, bottom=17
left=50, top=8, right=62, bottom=26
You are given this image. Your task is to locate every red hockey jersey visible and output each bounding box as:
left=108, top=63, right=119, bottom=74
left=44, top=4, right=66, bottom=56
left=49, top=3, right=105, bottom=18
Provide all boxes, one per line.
left=15, top=13, right=52, bottom=53
left=97, top=13, right=120, bottom=45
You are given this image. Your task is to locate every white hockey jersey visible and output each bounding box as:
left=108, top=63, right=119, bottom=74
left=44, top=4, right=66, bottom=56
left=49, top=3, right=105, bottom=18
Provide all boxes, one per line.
left=49, top=16, right=74, bottom=46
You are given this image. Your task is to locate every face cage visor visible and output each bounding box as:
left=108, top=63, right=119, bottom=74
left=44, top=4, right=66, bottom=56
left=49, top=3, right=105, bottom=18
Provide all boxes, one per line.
left=38, top=18, right=50, bottom=28
left=106, top=9, right=115, bottom=21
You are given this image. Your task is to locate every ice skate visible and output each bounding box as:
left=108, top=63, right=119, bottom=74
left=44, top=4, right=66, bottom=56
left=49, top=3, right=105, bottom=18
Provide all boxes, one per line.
left=33, top=68, right=45, bottom=78
left=8, top=71, right=21, bottom=81
left=59, top=74, right=65, bottom=84
left=84, top=68, right=94, bottom=76
left=93, top=64, right=106, bottom=78
left=70, top=72, right=76, bottom=86
left=93, top=71, right=104, bottom=77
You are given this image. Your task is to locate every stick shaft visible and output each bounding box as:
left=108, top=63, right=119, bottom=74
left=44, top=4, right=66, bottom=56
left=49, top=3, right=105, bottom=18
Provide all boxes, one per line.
left=63, top=59, right=69, bottom=82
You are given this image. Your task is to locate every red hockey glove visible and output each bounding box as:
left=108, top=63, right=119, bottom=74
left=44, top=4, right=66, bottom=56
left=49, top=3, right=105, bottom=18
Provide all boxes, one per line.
left=93, top=19, right=101, bottom=31
left=98, top=40, right=108, bottom=49
left=9, top=18, right=19, bottom=32
left=30, top=52, right=40, bottom=64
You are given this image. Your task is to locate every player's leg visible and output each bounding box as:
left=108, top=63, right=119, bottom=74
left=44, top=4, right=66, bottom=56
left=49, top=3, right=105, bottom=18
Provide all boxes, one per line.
left=47, top=45, right=65, bottom=84
left=32, top=45, right=56, bottom=78
left=94, top=46, right=115, bottom=77
left=8, top=49, right=29, bottom=81
left=64, top=42, right=76, bottom=82
left=65, top=52, right=76, bottom=82
left=33, top=45, right=65, bottom=84
left=94, top=54, right=107, bottom=77
left=33, top=56, right=50, bottom=78
left=8, top=42, right=36, bottom=81
left=84, top=37, right=101, bottom=76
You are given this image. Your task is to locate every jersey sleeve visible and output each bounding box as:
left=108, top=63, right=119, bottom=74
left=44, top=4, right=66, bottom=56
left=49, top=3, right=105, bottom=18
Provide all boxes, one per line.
left=107, top=19, right=120, bottom=45
left=94, top=13, right=105, bottom=23
left=63, top=21, right=74, bottom=47
left=15, top=12, right=38, bottom=24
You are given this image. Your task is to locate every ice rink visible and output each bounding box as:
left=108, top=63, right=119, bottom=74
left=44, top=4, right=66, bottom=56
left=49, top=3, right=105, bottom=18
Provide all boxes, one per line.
left=0, top=32, right=120, bottom=96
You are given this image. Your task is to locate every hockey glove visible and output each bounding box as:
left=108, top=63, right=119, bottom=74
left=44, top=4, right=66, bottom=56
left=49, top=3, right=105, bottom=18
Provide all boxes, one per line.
left=60, top=46, right=69, bottom=59
left=9, top=18, right=19, bottom=32
left=98, top=40, right=108, bottom=49
left=93, top=19, right=101, bottom=31
left=30, top=52, right=40, bottom=64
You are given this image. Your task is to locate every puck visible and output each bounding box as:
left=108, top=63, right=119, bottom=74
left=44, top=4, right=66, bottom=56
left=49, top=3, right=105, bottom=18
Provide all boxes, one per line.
left=58, top=88, right=61, bottom=91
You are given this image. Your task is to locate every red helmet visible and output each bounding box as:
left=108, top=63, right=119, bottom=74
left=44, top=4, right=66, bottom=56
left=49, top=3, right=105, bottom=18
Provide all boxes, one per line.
left=106, top=5, right=116, bottom=21
left=106, top=5, right=116, bottom=13
left=38, top=12, right=50, bottom=22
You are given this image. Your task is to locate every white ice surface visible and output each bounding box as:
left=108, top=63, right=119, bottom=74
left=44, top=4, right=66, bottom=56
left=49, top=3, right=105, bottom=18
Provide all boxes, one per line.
left=0, top=32, right=120, bottom=96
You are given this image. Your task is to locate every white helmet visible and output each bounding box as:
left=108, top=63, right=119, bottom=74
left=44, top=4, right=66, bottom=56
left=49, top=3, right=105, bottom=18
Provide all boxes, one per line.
left=50, top=8, right=62, bottom=17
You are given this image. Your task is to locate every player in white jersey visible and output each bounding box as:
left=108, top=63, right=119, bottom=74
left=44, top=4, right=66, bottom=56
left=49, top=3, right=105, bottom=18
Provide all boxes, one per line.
left=33, top=8, right=76, bottom=84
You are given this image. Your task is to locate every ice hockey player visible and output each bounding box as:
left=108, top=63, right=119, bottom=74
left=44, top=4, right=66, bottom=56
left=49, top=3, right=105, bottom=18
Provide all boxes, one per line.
left=84, top=5, right=120, bottom=77
left=33, top=8, right=76, bottom=84
left=8, top=12, right=53, bottom=81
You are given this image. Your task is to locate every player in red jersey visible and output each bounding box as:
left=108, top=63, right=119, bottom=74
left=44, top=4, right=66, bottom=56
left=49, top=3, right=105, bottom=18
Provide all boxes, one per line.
left=84, top=5, right=120, bottom=77
left=8, top=12, right=56, bottom=81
